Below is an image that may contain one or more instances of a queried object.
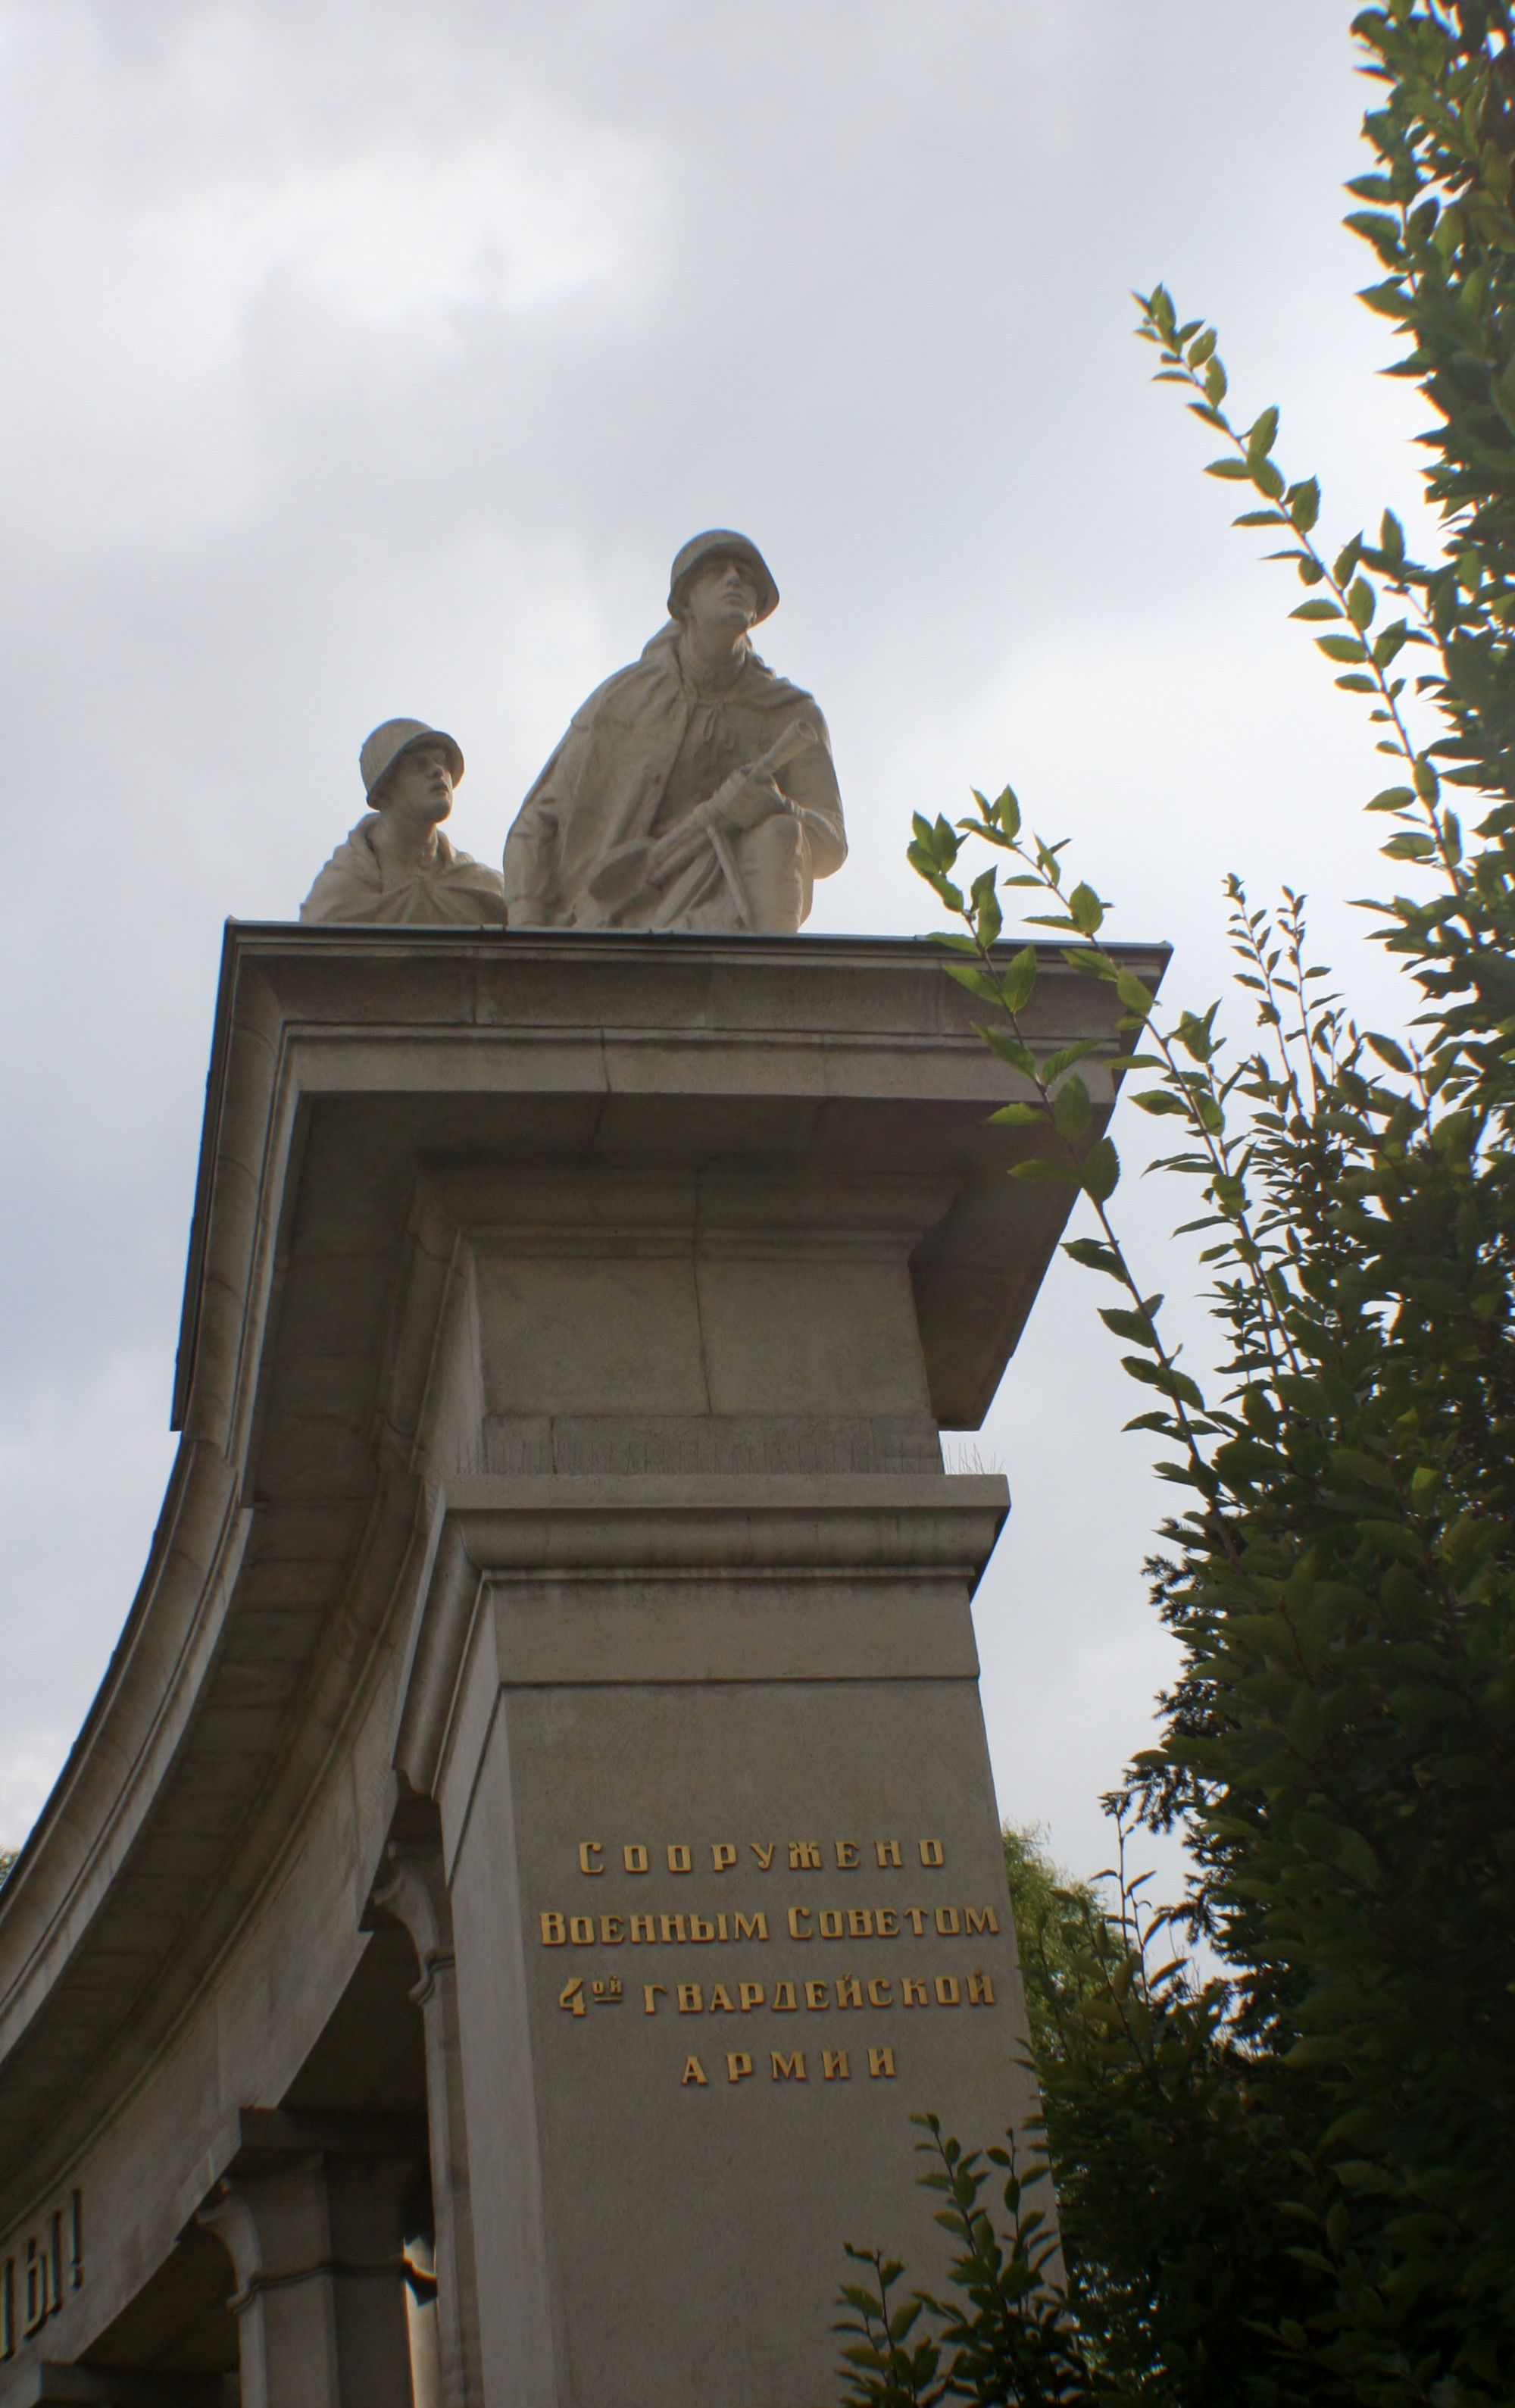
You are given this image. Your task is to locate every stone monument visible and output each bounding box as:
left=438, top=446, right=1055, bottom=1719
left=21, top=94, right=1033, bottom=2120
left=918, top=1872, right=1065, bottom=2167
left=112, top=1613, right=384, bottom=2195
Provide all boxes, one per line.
left=302, top=718, right=506, bottom=925
left=0, top=552, right=1166, bottom=2408
left=501, top=531, right=847, bottom=933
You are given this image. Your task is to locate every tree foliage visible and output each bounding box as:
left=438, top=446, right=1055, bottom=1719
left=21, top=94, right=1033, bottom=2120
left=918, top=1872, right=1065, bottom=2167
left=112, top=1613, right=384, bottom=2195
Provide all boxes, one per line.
left=832, top=4, right=1515, bottom=2400
left=829, top=2114, right=1089, bottom=2408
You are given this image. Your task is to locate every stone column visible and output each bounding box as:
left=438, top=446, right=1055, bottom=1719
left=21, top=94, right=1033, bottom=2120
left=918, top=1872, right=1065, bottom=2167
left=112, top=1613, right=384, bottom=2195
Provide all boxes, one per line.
left=199, top=2125, right=418, bottom=2408
left=370, top=1845, right=483, bottom=2408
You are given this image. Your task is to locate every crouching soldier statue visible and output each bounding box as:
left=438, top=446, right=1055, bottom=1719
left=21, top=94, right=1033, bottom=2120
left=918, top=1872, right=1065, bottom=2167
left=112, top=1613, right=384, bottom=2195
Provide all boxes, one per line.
left=501, top=530, right=847, bottom=934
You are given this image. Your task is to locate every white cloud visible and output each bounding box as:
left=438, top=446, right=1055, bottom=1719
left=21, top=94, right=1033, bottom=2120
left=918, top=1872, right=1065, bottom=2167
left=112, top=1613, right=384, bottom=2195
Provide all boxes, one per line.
left=0, top=0, right=1413, bottom=1886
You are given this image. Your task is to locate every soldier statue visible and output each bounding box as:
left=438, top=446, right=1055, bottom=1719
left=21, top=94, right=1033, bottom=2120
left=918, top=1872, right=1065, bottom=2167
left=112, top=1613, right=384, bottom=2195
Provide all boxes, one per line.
left=501, top=531, right=847, bottom=933
left=301, top=718, right=506, bottom=926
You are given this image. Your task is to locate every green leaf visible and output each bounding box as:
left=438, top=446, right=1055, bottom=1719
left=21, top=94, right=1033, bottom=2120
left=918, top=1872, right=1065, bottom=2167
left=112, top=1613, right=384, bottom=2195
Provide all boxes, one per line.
left=974, top=1024, right=1038, bottom=1077
left=1132, top=1087, right=1189, bottom=1116
left=1289, top=477, right=1321, bottom=531
left=1122, top=1355, right=1204, bottom=1409
left=1000, top=943, right=1038, bottom=1013
left=1080, top=1137, right=1120, bottom=1203
left=986, top=1101, right=1047, bottom=1126
left=1335, top=1826, right=1382, bottom=1890
left=1366, top=1032, right=1412, bottom=1074
left=1247, top=404, right=1279, bottom=458
left=1007, top=1158, right=1079, bottom=1186
left=1290, top=599, right=1344, bottom=621
left=1067, top=880, right=1105, bottom=934
left=991, top=783, right=1022, bottom=839
left=1206, top=457, right=1252, bottom=481
left=1052, top=1073, right=1092, bottom=1140
left=1114, top=968, right=1154, bottom=1018
left=1176, top=1006, right=1220, bottom=1063
left=1345, top=577, right=1376, bottom=630
left=1042, top=1039, right=1101, bottom=1081
left=945, top=963, right=1004, bottom=1005
left=1100, top=1305, right=1160, bottom=1347
left=1062, top=1237, right=1125, bottom=1279
left=969, top=866, right=1003, bottom=947
left=1317, top=633, right=1369, bottom=663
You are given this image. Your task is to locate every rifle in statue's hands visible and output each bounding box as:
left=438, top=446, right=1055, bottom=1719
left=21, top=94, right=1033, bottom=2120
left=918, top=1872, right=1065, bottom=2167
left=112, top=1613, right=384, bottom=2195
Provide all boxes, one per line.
left=586, top=718, right=818, bottom=927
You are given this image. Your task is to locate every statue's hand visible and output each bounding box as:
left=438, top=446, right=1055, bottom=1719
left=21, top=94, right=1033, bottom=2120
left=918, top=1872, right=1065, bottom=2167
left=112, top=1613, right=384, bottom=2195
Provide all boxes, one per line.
left=707, top=771, right=791, bottom=834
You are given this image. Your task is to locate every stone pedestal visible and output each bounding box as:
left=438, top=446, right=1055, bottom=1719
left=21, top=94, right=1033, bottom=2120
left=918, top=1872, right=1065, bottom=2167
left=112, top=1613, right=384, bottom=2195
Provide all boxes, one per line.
left=439, top=1484, right=1018, bottom=2408
left=0, top=930, right=1162, bottom=2408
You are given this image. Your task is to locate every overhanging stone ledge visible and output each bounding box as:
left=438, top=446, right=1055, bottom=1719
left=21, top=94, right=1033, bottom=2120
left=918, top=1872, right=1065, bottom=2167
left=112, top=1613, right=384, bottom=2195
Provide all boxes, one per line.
left=440, top=1470, right=1007, bottom=1576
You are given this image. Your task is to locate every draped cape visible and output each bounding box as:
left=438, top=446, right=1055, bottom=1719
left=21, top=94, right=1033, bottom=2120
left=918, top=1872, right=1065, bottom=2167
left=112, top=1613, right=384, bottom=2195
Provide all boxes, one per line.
left=502, top=624, right=846, bottom=929
left=300, top=818, right=506, bottom=926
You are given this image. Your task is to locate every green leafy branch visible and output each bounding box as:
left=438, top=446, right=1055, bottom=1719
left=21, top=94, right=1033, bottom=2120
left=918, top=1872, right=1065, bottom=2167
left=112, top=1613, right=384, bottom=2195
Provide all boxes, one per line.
left=832, top=2247, right=945, bottom=2408
left=830, top=2121, right=1090, bottom=2408
left=1136, top=281, right=1470, bottom=904
left=908, top=790, right=1312, bottom=1506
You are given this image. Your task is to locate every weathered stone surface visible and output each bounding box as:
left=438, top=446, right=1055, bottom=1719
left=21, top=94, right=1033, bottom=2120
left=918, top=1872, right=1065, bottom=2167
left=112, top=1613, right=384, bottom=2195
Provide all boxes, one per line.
left=0, top=928, right=1164, bottom=2407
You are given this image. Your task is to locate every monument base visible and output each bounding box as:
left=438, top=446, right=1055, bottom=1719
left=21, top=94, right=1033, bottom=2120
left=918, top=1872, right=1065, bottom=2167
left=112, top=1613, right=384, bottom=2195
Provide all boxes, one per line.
left=0, top=930, right=1160, bottom=2408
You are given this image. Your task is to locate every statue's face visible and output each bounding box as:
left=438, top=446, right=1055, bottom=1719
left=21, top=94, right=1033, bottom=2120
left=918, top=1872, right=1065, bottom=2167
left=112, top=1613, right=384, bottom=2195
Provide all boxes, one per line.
left=378, top=737, right=455, bottom=824
left=680, top=556, right=761, bottom=637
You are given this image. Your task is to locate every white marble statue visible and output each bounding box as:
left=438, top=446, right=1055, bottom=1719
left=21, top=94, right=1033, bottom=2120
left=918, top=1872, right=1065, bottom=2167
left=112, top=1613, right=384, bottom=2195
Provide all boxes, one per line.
left=301, top=718, right=506, bottom=926
left=501, top=531, right=847, bottom=933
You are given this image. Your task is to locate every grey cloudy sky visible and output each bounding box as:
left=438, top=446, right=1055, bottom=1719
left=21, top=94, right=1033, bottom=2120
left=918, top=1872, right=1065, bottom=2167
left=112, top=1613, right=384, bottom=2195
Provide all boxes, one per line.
left=0, top=0, right=1432, bottom=1883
